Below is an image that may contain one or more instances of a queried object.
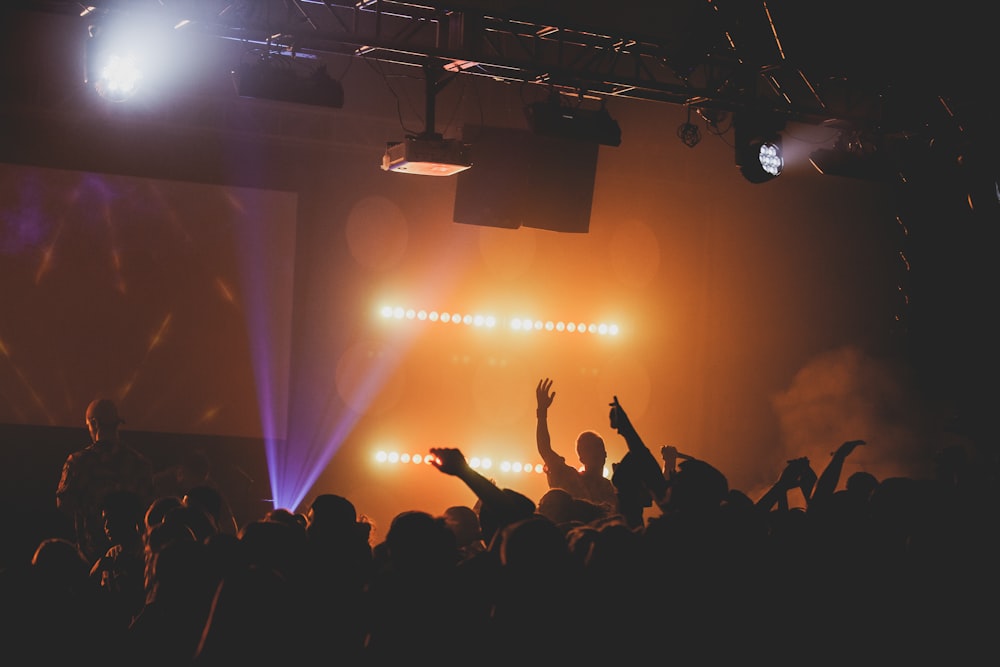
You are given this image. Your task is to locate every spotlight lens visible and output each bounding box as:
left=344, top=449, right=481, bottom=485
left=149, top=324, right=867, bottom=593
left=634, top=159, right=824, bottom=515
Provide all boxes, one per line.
left=758, top=142, right=783, bottom=176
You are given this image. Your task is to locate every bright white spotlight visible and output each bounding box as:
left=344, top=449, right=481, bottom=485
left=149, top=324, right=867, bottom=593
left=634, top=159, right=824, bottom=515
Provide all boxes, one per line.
left=95, top=53, right=142, bottom=101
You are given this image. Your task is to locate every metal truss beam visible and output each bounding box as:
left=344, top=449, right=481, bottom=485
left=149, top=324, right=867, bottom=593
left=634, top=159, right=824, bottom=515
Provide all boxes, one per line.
left=30, top=0, right=871, bottom=126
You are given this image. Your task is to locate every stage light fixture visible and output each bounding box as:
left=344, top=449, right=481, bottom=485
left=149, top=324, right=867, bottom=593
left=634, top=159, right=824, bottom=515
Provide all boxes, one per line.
left=676, top=107, right=701, bottom=148
left=85, top=24, right=145, bottom=102
left=233, top=56, right=344, bottom=109
left=738, top=134, right=783, bottom=183
left=735, top=111, right=785, bottom=183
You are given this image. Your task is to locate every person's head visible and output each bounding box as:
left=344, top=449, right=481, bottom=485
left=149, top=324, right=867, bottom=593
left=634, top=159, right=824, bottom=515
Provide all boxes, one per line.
left=537, top=488, right=576, bottom=525
left=666, top=458, right=729, bottom=514
left=477, top=488, right=537, bottom=548
left=101, top=489, right=145, bottom=544
left=307, top=493, right=357, bottom=529
left=184, top=485, right=225, bottom=524
left=442, top=505, right=483, bottom=549
left=145, top=495, right=184, bottom=534
left=845, top=471, right=879, bottom=499
left=575, top=430, right=607, bottom=471
left=384, top=510, right=458, bottom=574
left=85, top=398, right=124, bottom=444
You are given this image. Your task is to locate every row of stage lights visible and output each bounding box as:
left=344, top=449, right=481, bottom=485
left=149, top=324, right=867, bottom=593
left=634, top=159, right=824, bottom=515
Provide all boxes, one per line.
left=374, top=450, right=612, bottom=478
left=375, top=450, right=546, bottom=475
left=379, top=305, right=620, bottom=336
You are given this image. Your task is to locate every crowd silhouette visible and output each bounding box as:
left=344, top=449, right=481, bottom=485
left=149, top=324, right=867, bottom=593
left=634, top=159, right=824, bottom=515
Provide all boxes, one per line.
left=1, top=381, right=998, bottom=665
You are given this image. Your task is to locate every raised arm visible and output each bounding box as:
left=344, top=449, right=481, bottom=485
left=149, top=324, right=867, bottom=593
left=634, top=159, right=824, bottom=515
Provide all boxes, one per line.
left=755, top=457, right=815, bottom=512
left=812, top=440, right=866, bottom=502
left=535, top=378, right=557, bottom=464
left=609, top=395, right=646, bottom=454
left=430, top=447, right=510, bottom=511
left=608, top=396, right=670, bottom=507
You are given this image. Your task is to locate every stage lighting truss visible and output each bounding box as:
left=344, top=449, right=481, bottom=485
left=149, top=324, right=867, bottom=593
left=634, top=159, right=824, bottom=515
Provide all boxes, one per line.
left=378, top=304, right=620, bottom=336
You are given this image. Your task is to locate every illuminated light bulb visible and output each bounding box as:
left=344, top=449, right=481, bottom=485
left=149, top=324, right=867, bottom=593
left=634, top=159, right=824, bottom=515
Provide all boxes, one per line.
left=545, top=321, right=554, bottom=331
left=500, top=461, right=512, bottom=472
left=577, top=322, right=586, bottom=332
left=598, top=323, right=608, bottom=335
left=406, top=309, right=416, bottom=319
left=556, top=321, right=565, bottom=331
left=480, top=458, right=492, bottom=469
left=534, top=463, right=544, bottom=474
left=388, top=452, right=400, bottom=463
left=96, top=54, right=142, bottom=101
left=463, top=314, right=473, bottom=325
left=400, top=453, right=411, bottom=463
left=567, top=323, right=576, bottom=332
left=375, top=451, right=388, bottom=463
left=609, top=324, right=619, bottom=335
left=380, top=306, right=393, bottom=318
left=534, top=320, right=543, bottom=330
left=411, top=455, right=422, bottom=465
left=423, top=454, right=436, bottom=464
left=588, top=323, right=597, bottom=333
left=429, top=311, right=439, bottom=321
left=485, top=315, right=496, bottom=328
left=511, top=462, right=523, bottom=473
left=452, top=314, right=462, bottom=325
left=510, top=319, right=522, bottom=330
left=441, top=313, right=451, bottom=323
left=417, top=310, right=427, bottom=320
left=473, top=314, right=485, bottom=327
left=393, top=307, right=404, bottom=319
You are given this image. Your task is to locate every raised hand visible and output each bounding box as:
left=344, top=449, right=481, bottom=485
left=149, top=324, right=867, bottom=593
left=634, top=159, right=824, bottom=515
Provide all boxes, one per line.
left=608, top=395, right=634, bottom=435
left=661, top=445, right=679, bottom=470
left=536, top=378, right=555, bottom=412
left=832, top=440, right=866, bottom=458
left=429, top=447, right=470, bottom=477
left=778, top=457, right=811, bottom=490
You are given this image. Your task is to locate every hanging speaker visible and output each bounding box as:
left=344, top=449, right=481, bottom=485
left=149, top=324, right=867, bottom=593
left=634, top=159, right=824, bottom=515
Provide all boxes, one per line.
left=452, top=125, right=600, bottom=233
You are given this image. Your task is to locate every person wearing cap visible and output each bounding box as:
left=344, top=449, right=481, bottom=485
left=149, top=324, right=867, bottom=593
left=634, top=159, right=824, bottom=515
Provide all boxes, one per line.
left=56, top=398, right=155, bottom=562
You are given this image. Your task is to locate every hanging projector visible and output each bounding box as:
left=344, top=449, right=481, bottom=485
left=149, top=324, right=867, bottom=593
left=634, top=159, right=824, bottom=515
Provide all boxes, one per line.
left=381, top=134, right=472, bottom=176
